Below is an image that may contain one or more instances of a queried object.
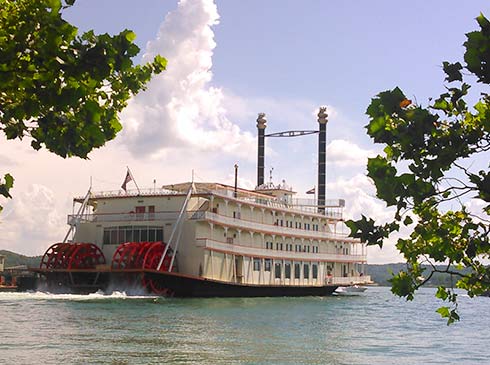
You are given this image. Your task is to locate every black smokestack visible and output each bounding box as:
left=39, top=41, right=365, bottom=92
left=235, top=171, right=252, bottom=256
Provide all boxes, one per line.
left=317, top=107, right=328, bottom=212
left=257, top=113, right=267, bottom=187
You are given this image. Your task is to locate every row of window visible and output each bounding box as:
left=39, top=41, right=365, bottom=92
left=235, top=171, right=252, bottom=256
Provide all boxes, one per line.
left=252, top=259, right=319, bottom=279
left=274, top=219, right=320, bottom=231
left=219, top=204, right=326, bottom=230
left=264, top=241, right=319, bottom=253
left=103, top=225, right=163, bottom=245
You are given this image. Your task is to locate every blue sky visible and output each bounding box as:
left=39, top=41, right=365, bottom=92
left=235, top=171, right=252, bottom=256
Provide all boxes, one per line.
left=1, top=0, right=489, bottom=261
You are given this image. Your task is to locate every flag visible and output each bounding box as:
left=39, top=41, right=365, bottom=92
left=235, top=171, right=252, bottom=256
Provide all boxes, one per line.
left=121, top=170, right=132, bottom=191
left=306, top=187, right=315, bottom=194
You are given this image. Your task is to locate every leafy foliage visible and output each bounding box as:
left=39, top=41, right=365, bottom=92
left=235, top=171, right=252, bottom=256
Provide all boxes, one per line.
left=0, top=174, right=14, bottom=213
left=0, top=0, right=167, bottom=209
left=347, top=13, right=490, bottom=324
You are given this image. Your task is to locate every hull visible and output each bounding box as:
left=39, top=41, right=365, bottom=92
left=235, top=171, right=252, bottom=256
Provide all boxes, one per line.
left=144, top=270, right=338, bottom=297
left=31, top=268, right=338, bottom=297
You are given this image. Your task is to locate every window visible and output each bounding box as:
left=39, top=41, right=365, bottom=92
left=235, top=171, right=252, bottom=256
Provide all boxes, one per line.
left=275, top=263, right=282, bottom=279
left=103, top=230, right=110, bottom=245
left=156, top=228, right=163, bottom=241
left=141, top=228, right=148, bottom=241
left=280, top=243, right=283, bottom=251
left=265, top=259, right=271, bottom=272
left=312, top=264, right=318, bottom=279
left=307, top=246, right=310, bottom=253
left=253, top=258, right=261, bottom=271
left=103, top=226, right=163, bottom=245
left=294, top=263, right=300, bottom=279
left=285, top=262, right=291, bottom=279
left=304, top=264, right=310, bottom=279
left=135, top=206, right=145, bottom=220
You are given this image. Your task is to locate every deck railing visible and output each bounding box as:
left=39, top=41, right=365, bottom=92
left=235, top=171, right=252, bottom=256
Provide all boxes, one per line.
left=193, top=211, right=356, bottom=242
left=79, top=188, right=345, bottom=219
left=67, top=211, right=183, bottom=224
left=196, top=238, right=367, bottom=263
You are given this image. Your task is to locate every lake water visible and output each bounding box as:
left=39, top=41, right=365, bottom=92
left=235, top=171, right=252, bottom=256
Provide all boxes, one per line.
left=1, top=287, right=489, bottom=364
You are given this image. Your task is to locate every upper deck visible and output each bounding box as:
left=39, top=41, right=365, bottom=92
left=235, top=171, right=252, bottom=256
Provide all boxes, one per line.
left=77, top=182, right=346, bottom=221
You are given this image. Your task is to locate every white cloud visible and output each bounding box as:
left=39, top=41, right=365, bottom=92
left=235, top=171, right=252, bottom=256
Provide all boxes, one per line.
left=326, top=139, right=375, bottom=167
left=1, top=184, right=67, bottom=255
left=120, top=0, right=255, bottom=159
left=328, top=173, right=404, bottom=263
left=465, top=198, right=490, bottom=224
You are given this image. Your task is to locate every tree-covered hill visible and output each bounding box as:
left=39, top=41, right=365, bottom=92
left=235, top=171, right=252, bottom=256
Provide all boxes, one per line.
left=367, top=263, right=470, bottom=287
left=0, top=250, right=42, bottom=268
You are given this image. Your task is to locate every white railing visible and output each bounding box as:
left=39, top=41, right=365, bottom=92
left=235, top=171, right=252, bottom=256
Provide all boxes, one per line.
left=77, top=187, right=346, bottom=219
left=224, top=194, right=344, bottom=218
left=197, top=238, right=367, bottom=263
left=192, top=211, right=358, bottom=242
left=76, top=188, right=181, bottom=200
left=68, top=211, right=181, bottom=224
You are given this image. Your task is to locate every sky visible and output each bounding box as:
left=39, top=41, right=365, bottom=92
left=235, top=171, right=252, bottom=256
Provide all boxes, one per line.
left=1, top=0, right=489, bottom=262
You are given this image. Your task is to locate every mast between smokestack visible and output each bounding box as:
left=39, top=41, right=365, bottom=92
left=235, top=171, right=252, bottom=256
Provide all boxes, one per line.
left=257, top=113, right=267, bottom=187
left=317, top=107, right=328, bottom=213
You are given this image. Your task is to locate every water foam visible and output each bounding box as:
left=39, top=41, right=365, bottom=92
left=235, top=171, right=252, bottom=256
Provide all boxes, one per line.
left=0, top=290, right=159, bottom=302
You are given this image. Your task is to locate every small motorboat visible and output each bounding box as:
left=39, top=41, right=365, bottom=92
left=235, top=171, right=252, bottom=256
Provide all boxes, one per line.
left=334, top=285, right=367, bottom=295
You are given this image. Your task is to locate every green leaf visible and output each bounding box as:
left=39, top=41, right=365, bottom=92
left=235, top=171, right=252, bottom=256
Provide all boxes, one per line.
left=435, top=286, right=448, bottom=300
left=124, top=30, right=136, bottom=42
left=403, top=215, right=413, bottom=226
left=442, top=61, right=463, bottom=82
left=436, top=306, right=450, bottom=318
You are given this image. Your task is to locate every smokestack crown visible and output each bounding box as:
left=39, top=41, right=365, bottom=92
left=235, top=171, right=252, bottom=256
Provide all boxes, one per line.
left=317, top=107, right=328, bottom=124
left=257, top=113, right=267, bottom=129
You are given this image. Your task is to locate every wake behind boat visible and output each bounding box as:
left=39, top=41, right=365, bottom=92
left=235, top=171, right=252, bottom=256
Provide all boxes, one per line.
left=334, top=285, right=368, bottom=295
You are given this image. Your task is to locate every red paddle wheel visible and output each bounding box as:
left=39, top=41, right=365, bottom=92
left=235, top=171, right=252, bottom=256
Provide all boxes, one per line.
left=40, top=242, right=106, bottom=270
left=111, top=241, right=173, bottom=295
left=141, top=242, right=173, bottom=295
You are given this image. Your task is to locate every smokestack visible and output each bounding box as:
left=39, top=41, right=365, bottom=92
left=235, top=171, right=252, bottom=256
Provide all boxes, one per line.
left=317, top=107, right=328, bottom=212
left=257, top=113, right=267, bottom=187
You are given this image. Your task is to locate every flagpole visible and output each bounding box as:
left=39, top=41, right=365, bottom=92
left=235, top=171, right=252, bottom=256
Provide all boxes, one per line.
left=127, top=166, right=141, bottom=195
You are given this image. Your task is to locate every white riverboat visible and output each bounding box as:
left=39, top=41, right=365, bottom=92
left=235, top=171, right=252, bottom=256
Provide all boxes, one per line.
left=33, top=108, right=371, bottom=296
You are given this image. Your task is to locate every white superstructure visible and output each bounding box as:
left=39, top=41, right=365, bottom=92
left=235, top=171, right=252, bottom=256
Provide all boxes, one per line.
left=70, top=181, right=371, bottom=288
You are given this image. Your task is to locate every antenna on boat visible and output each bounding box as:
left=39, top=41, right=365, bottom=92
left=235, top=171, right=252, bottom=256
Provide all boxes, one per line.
left=234, top=163, right=238, bottom=198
